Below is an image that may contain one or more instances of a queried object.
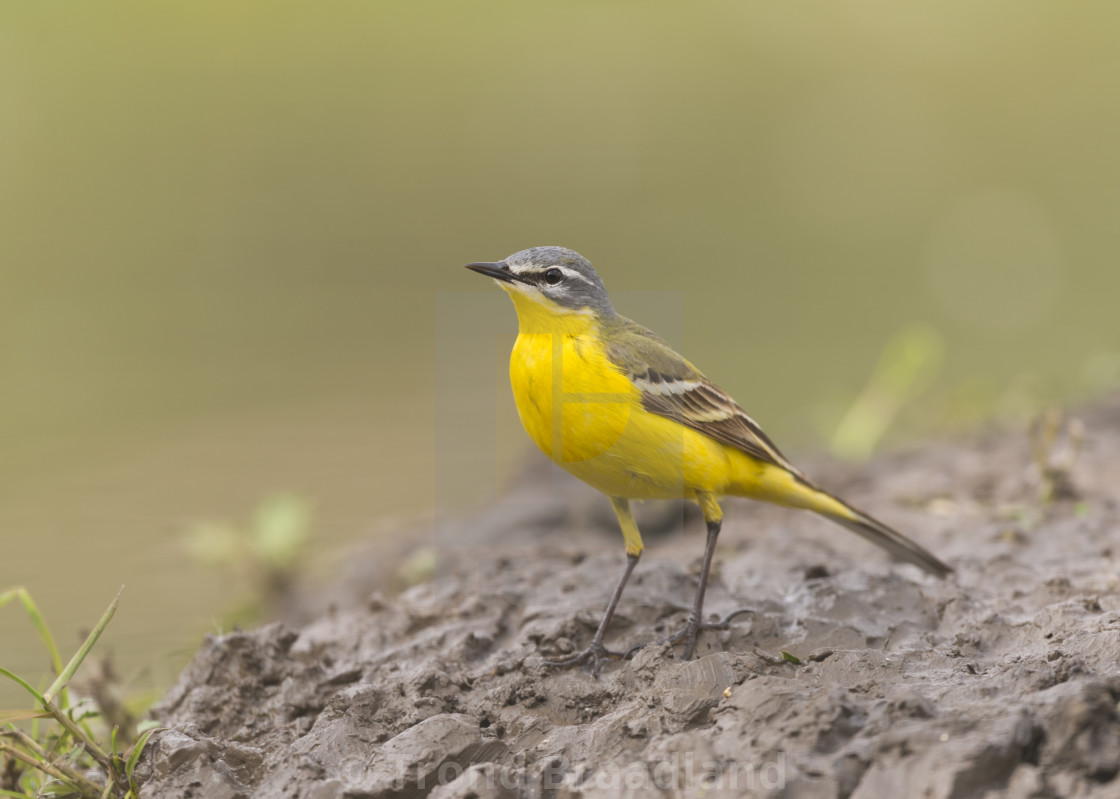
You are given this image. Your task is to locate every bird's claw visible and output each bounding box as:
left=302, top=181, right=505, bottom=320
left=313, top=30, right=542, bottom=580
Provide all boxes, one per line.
left=624, top=607, right=754, bottom=660
left=543, top=640, right=628, bottom=677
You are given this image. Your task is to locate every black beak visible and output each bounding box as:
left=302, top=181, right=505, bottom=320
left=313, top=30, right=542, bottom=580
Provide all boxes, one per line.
left=464, top=261, right=518, bottom=283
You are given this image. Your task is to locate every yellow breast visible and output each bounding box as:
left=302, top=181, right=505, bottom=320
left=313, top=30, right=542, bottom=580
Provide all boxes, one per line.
left=505, top=291, right=752, bottom=500
left=510, top=326, right=636, bottom=466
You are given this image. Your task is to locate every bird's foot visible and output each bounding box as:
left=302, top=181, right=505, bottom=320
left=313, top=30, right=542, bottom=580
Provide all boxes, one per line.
left=543, top=638, right=629, bottom=677
left=625, top=608, right=754, bottom=661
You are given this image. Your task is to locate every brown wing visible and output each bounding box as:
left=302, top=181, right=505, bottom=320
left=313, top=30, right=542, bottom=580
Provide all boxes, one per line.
left=603, top=316, right=801, bottom=474
left=603, top=318, right=952, bottom=576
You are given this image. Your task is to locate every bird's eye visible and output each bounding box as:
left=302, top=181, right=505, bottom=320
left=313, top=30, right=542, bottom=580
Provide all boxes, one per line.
left=543, top=268, right=564, bottom=286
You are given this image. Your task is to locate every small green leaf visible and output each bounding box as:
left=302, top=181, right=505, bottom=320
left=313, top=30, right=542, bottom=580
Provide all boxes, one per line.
left=398, top=547, right=439, bottom=586
left=136, top=719, right=162, bottom=734
left=126, top=726, right=161, bottom=779
left=251, top=494, right=311, bottom=568
left=780, top=651, right=802, bottom=665
left=71, top=696, right=101, bottom=722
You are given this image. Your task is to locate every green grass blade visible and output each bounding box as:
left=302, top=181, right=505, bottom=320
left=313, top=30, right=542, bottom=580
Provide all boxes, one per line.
left=2, top=587, right=69, bottom=708
left=830, top=322, right=944, bottom=460
left=0, top=708, right=50, bottom=723
left=0, top=666, right=48, bottom=705
left=0, top=789, right=36, bottom=798
left=43, top=587, right=123, bottom=705
left=14, top=588, right=65, bottom=678
left=125, top=726, right=160, bottom=779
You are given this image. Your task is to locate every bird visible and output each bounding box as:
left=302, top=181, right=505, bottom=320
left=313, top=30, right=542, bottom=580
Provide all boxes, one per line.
left=465, top=246, right=951, bottom=673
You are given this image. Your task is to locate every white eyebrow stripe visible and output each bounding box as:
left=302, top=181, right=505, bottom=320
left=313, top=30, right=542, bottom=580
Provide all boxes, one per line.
left=511, top=264, right=595, bottom=285
left=559, top=267, right=595, bottom=285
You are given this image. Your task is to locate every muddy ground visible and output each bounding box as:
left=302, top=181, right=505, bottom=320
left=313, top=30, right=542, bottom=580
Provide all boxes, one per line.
left=137, top=397, right=1120, bottom=798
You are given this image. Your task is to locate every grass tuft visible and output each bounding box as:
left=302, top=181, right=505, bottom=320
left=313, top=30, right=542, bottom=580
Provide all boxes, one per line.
left=0, top=587, right=160, bottom=798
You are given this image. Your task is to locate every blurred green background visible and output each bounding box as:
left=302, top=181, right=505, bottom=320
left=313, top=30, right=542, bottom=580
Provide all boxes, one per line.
left=3, top=2, right=1120, bottom=699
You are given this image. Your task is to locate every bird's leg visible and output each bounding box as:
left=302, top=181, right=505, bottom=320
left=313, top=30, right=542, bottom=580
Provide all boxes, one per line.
left=672, top=514, right=743, bottom=658
left=543, top=497, right=643, bottom=676
left=543, top=553, right=637, bottom=674
left=627, top=492, right=752, bottom=660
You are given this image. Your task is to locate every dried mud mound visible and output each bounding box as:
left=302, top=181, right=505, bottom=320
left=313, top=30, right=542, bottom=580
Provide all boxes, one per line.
left=138, top=399, right=1120, bottom=798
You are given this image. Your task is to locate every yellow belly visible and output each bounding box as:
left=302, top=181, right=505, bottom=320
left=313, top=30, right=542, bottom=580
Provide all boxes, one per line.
left=510, top=329, right=765, bottom=500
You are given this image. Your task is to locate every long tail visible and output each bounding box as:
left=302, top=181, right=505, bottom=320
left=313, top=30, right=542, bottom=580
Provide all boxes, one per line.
left=814, top=495, right=952, bottom=578
left=740, top=463, right=952, bottom=577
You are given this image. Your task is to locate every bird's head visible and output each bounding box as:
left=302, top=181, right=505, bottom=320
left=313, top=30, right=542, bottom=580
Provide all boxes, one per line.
left=465, top=246, right=615, bottom=320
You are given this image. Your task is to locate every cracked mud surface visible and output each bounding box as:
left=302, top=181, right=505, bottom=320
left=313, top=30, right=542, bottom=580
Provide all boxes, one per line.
left=138, top=398, right=1120, bottom=798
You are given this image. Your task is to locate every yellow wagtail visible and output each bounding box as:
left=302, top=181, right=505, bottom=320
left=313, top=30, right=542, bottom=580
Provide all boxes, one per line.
left=466, top=246, right=951, bottom=672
